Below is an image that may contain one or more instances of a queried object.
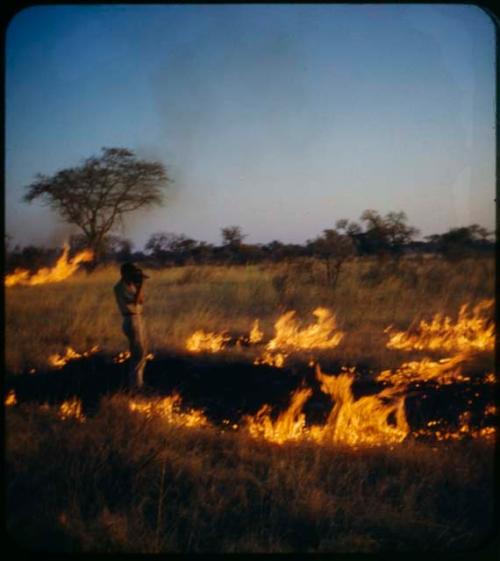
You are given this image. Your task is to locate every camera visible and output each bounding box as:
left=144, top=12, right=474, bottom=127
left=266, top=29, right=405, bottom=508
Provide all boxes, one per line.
left=132, top=271, right=143, bottom=285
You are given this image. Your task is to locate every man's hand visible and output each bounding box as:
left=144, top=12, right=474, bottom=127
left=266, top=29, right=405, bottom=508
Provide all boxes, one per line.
left=135, top=281, right=144, bottom=305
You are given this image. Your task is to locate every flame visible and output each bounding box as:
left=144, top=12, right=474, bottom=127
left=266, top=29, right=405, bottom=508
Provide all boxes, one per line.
left=5, top=244, right=94, bottom=287
left=129, top=393, right=208, bottom=427
left=267, top=308, right=344, bottom=351
left=113, top=351, right=131, bottom=364
left=245, top=388, right=313, bottom=444
left=249, top=320, right=264, bottom=344
left=48, top=345, right=100, bottom=368
left=113, top=351, right=154, bottom=364
left=312, top=365, right=409, bottom=446
left=244, top=365, right=409, bottom=447
left=5, top=390, right=17, bottom=406
left=58, top=398, right=85, bottom=421
left=186, top=330, right=230, bottom=353
left=253, top=308, right=344, bottom=367
left=485, top=373, right=496, bottom=384
left=385, top=300, right=494, bottom=353
left=254, top=351, right=288, bottom=368
left=377, top=353, right=473, bottom=386
left=413, top=416, right=496, bottom=442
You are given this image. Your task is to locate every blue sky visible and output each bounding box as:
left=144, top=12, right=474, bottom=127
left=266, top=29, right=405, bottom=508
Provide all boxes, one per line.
left=5, top=4, right=496, bottom=249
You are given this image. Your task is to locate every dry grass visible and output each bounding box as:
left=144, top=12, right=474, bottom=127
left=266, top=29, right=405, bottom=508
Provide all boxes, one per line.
left=5, top=255, right=496, bottom=553
left=5, top=256, right=494, bottom=372
left=6, top=395, right=495, bottom=553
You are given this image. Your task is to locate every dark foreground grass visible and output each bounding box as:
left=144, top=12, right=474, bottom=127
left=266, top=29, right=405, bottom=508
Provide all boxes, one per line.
left=6, top=393, right=496, bottom=554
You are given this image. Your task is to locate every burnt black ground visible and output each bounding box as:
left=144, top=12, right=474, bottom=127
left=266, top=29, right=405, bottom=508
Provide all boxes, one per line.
left=5, top=352, right=497, bottom=437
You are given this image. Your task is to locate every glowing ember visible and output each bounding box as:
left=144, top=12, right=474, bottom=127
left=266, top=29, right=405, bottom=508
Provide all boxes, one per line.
left=377, top=353, right=472, bottom=386
left=484, top=373, right=496, bottom=384
left=249, top=319, right=264, bottom=344
left=5, top=244, right=93, bottom=287
left=254, top=351, right=288, bottom=368
left=58, top=398, right=85, bottom=421
left=48, top=345, right=100, bottom=368
left=5, top=390, right=17, bottom=406
left=414, top=417, right=496, bottom=442
left=385, top=300, right=494, bottom=353
left=129, top=393, right=208, bottom=427
left=245, top=388, right=312, bottom=444
left=113, top=350, right=154, bottom=364
left=113, top=351, right=131, bottom=364
left=485, top=404, right=496, bottom=416
left=186, top=330, right=230, bottom=353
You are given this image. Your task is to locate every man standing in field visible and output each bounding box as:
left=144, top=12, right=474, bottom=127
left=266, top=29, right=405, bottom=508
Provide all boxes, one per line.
left=114, top=262, right=149, bottom=389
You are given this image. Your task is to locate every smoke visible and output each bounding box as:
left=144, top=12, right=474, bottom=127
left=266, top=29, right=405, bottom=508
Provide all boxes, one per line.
left=45, top=222, right=80, bottom=248
left=152, top=9, right=314, bottom=168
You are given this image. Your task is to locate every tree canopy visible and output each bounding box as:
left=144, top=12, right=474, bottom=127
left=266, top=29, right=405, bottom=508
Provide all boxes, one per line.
left=24, top=147, right=170, bottom=264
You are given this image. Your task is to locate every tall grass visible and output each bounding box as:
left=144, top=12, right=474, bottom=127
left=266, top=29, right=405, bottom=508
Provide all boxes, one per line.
left=5, top=256, right=494, bottom=372
left=6, top=395, right=494, bottom=553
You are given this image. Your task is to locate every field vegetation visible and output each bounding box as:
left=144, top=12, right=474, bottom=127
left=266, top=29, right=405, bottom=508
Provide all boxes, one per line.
left=6, top=394, right=495, bottom=553
left=5, top=255, right=494, bottom=372
left=5, top=253, right=496, bottom=553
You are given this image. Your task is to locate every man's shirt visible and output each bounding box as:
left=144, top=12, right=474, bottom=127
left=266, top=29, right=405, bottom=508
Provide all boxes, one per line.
left=114, top=279, right=143, bottom=316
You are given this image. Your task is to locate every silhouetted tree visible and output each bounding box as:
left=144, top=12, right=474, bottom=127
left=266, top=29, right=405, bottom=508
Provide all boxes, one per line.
left=221, top=226, right=247, bottom=264
left=337, top=210, right=418, bottom=258
left=24, top=147, right=170, bottom=266
left=426, top=224, right=494, bottom=259
left=221, top=226, right=246, bottom=249
left=145, top=232, right=211, bottom=265
left=307, top=229, right=355, bottom=287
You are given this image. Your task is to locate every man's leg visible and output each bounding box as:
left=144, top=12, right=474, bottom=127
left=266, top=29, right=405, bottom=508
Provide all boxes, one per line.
left=129, top=315, right=147, bottom=389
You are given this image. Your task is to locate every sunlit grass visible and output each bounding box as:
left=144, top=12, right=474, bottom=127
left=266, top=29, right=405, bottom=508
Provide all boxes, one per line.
left=6, top=395, right=494, bottom=553
left=5, top=256, right=494, bottom=372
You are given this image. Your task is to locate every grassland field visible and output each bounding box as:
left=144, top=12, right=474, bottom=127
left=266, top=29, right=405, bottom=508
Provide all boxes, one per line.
left=5, top=255, right=497, bottom=553
left=5, top=255, right=495, bottom=372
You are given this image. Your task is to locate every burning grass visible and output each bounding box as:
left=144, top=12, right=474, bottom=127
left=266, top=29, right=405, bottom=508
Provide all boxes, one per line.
left=385, top=300, right=494, bottom=353
left=4, top=254, right=496, bottom=552
left=5, top=244, right=93, bottom=287
left=6, top=394, right=495, bottom=553
left=5, top=256, right=494, bottom=372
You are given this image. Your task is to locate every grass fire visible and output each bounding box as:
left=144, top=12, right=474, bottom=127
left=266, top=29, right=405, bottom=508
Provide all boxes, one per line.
left=5, top=249, right=496, bottom=553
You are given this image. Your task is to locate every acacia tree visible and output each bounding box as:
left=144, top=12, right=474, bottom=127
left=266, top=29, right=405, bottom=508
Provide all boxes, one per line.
left=308, top=228, right=355, bottom=288
left=145, top=232, right=199, bottom=265
left=221, top=226, right=246, bottom=249
left=221, top=226, right=247, bottom=264
left=24, top=147, right=170, bottom=265
left=336, top=210, right=419, bottom=258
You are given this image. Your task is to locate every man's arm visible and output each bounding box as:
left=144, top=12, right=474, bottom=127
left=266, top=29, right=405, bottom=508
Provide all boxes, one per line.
left=135, top=281, right=144, bottom=305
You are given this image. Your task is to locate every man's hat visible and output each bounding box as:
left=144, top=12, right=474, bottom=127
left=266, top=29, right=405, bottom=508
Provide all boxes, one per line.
left=120, top=262, right=150, bottom=279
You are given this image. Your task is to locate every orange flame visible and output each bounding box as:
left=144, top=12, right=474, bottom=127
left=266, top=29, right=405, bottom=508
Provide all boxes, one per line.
left=249, top=319, right=264, bottom=344
left=254, top=351, right=288, bottom=368
left=267, top=308, right=344, bottom=351
left=112, top=351, right=154, bottom=364
left=186, top=330, right=230, bottom=353
left=245, top=388, right=313, bottom=444
left=312, top=365, right=409, bottom=446
left=377, top=353, right=473, bottom=386
left=58, top=398, right=85, bottom=422
left=129, top=393, right=208, bottom=427
left=48, top=345, right=100, bottom=368
left=5, top=244, right=93, bottom=287
left=244, top=365, right=409, bottom=447
left=385, top=300, right=494, bottom=353
left=253, top=308, right=344, bottom=367
left=5, top=390, right=17, bottom=406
